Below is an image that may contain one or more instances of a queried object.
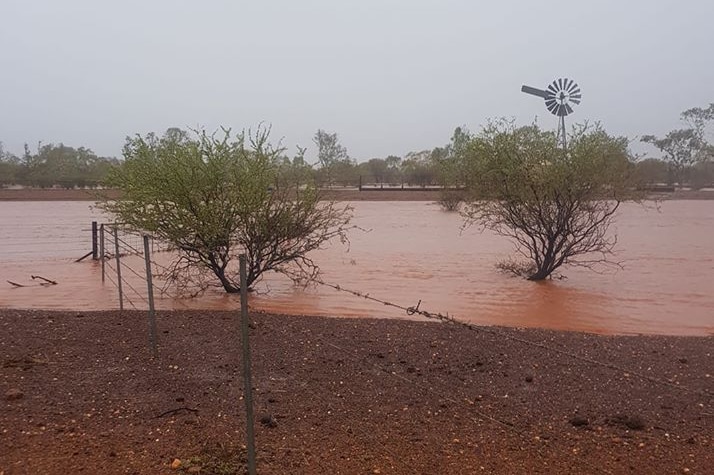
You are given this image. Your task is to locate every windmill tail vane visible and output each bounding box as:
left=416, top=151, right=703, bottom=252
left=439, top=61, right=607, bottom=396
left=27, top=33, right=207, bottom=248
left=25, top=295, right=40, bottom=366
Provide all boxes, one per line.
left=521, top=78, right=582, bottom=149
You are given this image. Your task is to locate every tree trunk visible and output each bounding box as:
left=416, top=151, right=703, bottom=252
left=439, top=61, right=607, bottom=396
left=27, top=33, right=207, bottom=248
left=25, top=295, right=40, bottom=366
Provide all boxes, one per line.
left=213, top=267, right=240, bottom=293
left=527, top=269, right=550, bottom=281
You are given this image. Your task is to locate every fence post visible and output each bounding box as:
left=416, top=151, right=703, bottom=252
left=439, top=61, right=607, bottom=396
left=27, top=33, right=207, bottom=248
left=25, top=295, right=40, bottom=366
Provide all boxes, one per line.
left=113, top=226, right=124, bottom=311
left=239, top=255, right=257, bottom=475
left=100, top=224, right=105, bottom=283
left=91, top=221, right=98, bottom=260
left=143, top=235, right=158, bottom=357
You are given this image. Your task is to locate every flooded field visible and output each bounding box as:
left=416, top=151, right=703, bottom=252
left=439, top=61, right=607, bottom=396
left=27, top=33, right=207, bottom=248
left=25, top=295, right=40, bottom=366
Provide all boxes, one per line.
left=0, top=200, right=712, bottom=336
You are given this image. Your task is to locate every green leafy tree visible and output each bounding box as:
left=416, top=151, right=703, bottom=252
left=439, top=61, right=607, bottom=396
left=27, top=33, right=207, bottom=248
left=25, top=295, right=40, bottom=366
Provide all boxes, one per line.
left=100, top=126, right=353, bottom=294
left=460, top=121, right=641, bottom=281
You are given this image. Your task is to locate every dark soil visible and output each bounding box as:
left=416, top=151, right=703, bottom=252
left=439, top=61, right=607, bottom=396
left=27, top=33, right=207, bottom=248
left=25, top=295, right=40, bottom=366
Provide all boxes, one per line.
left=1, top=309, right=712, bottom=474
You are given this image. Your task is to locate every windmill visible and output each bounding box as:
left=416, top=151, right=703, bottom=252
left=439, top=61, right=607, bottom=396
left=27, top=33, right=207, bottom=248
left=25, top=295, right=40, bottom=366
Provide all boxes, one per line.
left=521, top=78, right=581, bottom=149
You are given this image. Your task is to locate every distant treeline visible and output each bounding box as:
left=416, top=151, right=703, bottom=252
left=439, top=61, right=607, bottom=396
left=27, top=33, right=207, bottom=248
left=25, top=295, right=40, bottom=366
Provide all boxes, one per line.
left=3, top=102, right=713, bottom=190
left=0, top=142, right=119, bottom=188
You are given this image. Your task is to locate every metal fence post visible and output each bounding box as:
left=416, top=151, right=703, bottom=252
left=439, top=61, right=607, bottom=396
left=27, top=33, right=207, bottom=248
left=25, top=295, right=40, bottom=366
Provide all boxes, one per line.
left=143, top=235, right=158, bottom=357
left=113, top=226, right=124, bottom=311
left=91, top=221, right=98, bottom=260
left=239, top=255, right=257, bottom=475
left=100, top=224, right=105, bottom=283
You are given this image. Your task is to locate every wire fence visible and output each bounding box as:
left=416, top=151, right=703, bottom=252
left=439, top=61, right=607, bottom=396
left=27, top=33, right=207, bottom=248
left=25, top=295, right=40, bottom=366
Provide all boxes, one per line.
left=290, top=272, right=712, bottom=399
left=85, top=223, right=711, bottom=473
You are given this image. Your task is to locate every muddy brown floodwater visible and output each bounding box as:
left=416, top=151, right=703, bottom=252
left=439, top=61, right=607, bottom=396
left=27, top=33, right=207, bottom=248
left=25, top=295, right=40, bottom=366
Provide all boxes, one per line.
left=0, top=200, right=712, bottom=335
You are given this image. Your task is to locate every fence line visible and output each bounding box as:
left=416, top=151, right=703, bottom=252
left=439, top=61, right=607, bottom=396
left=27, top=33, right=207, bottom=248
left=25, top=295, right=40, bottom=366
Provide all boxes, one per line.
left=284, top=271, right=712, bottom=400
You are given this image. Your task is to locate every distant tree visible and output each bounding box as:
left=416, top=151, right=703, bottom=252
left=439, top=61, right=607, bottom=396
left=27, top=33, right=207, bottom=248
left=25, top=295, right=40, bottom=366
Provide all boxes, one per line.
left=401, top=150, right=436, bottom=186
left=313, top=129, right=349, bottom=187
left=0, top=142, right=21, bottom=185
left=330, top=157, right=360, bottom=186
left=690, top=160, right=714, bottom=190
left=641, top=129, right=702, bottom=186
left=100, top=126, right=353, bottom=294
left=384, top=155, right=402, bottom=182
left=460, top=121, right=641, bottom=281
left=276, top=147, right=314, bottom=186
left=642, top=103, right=714, bottom=186
left=633, top=158, right=670, bottom=186
left=8, top=142, right=116, bottom=188
left=682, top=103, right=714, bottom=140
left=365, top=158, right=389, bottom=183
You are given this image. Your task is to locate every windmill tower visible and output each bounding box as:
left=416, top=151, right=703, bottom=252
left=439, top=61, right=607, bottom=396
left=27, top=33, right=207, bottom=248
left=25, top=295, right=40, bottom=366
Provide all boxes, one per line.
left=521, top=78, right=582, bottom=149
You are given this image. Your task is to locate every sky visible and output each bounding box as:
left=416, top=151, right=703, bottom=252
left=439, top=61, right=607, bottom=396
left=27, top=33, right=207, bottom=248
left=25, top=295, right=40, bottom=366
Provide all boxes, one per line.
left=1, top=0, right=713, bottom=162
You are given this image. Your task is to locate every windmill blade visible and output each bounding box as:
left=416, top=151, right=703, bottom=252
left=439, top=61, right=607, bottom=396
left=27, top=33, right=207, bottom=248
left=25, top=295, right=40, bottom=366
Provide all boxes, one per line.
left=570, top=87, right=581, bottom=96
left=558, top=78, right=564, bottom=90
left=570, top=98, right=581, bottom=105
left=565, top=103, right=574, bottom=115
left=521, top=85, right=550, bottom=98
left=567, top=81, right=579, bottom=93
left=547, top=81, right=559, bottom=94
left=547, top=103, right=558, bottom=115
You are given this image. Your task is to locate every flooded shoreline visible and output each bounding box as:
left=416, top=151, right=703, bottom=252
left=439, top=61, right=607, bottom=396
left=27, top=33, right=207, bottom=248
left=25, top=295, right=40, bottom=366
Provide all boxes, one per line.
left=0, top=200, right=712, bottom=336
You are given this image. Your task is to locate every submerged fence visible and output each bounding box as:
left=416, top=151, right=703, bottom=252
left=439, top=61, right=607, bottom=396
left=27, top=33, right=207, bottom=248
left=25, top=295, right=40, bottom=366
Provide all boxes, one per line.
left=76, top=220, right=712, bottom=474
left=94, top=222, right=178, bottom=357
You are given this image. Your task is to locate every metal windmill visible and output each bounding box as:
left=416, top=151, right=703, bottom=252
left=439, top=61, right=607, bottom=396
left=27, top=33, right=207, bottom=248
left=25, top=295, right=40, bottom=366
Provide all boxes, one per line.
left=521, top=78, right=581, bottom=149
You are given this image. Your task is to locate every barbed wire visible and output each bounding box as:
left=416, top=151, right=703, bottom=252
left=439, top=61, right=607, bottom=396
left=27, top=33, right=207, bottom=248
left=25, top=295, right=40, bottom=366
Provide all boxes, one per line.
left=286, top=271, right=712, bottom=399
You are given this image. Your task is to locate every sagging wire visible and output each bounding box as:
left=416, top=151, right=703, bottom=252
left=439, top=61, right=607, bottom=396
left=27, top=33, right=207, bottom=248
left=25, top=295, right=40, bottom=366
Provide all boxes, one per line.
left=290, top=271, right=712, bottom=399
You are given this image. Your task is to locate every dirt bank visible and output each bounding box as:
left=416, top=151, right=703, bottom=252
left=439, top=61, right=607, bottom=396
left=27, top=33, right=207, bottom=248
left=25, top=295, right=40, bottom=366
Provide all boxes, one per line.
left=2, top=187, right=713, bottom=201
left=1, top=309, right=711, bottom=474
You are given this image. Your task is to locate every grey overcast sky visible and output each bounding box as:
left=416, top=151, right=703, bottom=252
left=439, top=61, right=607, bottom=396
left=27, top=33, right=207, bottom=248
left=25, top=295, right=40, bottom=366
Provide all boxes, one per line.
left=1, top=0, right=713, bottom=162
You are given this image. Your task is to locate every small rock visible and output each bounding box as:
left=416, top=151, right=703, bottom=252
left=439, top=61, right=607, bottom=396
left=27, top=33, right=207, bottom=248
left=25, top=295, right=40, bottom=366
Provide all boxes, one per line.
left=570, top=416, right=589, bottom=427
left=678, top=358, right=688, bottom=364
left=175, top=397, right=185, bottom=402
left=187, top=466, right=201, bottom=474
left=624, top=415, right=646, bottom=431
left=260, top=414, right=278, bottom=428
left=525, top=375, right=533, bottom=383
left=5, top=388, right=24, bottom=401
left=170, top=458, right=182, bottom=469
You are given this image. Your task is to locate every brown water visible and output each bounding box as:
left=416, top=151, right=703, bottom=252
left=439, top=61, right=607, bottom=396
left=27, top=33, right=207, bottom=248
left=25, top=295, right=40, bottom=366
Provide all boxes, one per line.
left=0, top=201, right=712, bottom=336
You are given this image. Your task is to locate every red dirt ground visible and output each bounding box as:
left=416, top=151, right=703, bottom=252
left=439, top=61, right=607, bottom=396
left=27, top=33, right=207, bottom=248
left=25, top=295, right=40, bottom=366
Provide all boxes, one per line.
left=1, top=309, right=712, bottom=474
